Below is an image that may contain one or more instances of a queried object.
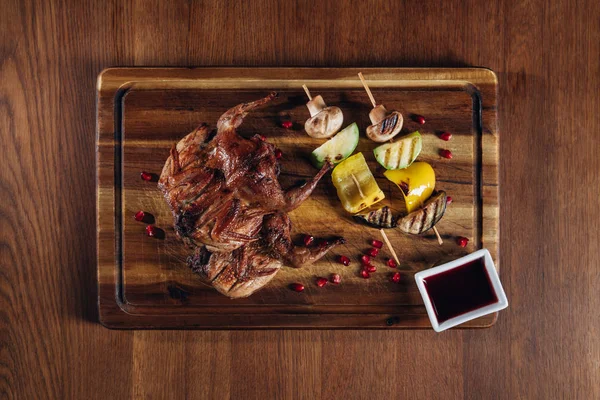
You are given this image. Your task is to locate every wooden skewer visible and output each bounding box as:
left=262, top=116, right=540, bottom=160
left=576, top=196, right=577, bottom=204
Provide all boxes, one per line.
left=302, top=84, right=312, bottom=101
left=432, top=226, right=443, bottom=245
left=358, top=72, right=377, bottom=108
left=350, top=174, right=366, bottom=199
left=379, top=229, right=400, bottom=266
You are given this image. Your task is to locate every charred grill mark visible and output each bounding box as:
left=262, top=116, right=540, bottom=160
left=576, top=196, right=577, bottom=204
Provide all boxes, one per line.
left=380, top=113, right=398, bottom=136
left=431, top=201, right=439, bottom=226
left=420, top=205, right=429, bottom=232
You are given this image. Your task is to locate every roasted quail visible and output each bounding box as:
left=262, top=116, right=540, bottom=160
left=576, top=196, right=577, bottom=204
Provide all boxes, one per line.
left=159, top=93, right=343, bottom=298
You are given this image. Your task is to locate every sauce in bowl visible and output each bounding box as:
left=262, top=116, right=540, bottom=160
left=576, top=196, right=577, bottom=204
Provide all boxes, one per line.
left=423, top=257, right=498, bottom=323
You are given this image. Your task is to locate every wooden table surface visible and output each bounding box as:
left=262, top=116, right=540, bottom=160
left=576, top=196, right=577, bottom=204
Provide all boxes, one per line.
left=1, top=0, right=598, bottom=398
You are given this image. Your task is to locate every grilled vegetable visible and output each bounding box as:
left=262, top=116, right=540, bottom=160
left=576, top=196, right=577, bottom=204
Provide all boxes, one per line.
left=303, top=91, right=344, bottom=139
left=357, top=73, right=404, bottom=142
left=384, top=162, right=435, bottom=213
left=310, top=123, right=359, bottom=168
left=373, top=131, right=422, bottom=170
left=332, top=152, right=385, bottom=214
left=353, top=206, right=397, bottom=228
left=397, top=191, right=447, bottom=234
left=366, top=107, right=404, bottom=143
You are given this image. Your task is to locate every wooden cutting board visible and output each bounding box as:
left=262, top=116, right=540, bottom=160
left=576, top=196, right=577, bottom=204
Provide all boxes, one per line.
left=97, top=68, right=498, bottom=329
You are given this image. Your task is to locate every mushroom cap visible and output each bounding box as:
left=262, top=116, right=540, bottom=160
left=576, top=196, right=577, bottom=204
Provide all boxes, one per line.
left=304, top=106, right=344, bottom=139
left=366, top=111, right=403, bottom=142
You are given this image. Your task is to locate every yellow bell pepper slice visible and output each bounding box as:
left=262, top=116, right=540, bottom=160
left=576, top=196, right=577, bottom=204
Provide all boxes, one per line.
left=384, top=161, right=435, bottom=213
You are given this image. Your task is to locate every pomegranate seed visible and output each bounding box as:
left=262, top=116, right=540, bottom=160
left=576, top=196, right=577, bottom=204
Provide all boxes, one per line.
left=414, top=115, right=426, bottom=125
left=366, top=248, right=379, bottom=257
left=391, top=272, right=401, bottom=283
left=318, top=240, right=330, bottom=248
left=446, top=196, right=453, bottom=205
left=316, top=277, right=328, bottom=287
left=290, top=283, right=305, bottom=292
left=274, top=149, right=283, bottom=159
left=330, top=274, right=341, bottom=284
left=281, top=120, right=293, bottom=129
left=360, top=269, right=371, bottom=279
left=366, top=264, right=377, bottom=273
left=140, top=171, right=152, bottom=181
left=439, top=149, right=453, bottom=159
left=457, top=236, right=469, bottom=248
left=370, top=239, right=383, bottom=249
left=257, top=134, right=267, bottom=141
left=303, top=235, right=314, bottom=246
left=146, top=225, right=157, bottom=237
left=360, top=254, right=371, bottom=265
left=387, top=258, right=397, bottom=268
left=338, top=255, right=351, bottom=266
left=439, top=131, right=452, bottom=141
left=134, top=210, right=145, bottom=221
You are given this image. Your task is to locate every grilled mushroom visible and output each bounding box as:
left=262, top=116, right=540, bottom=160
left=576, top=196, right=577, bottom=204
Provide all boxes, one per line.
left=366, top=106, right=404, bottom=142
left=303, top=86, right=344, bottom=139
left=358, top=73, right=404, bottom=142
left=397, top=191, right=447, bottom=234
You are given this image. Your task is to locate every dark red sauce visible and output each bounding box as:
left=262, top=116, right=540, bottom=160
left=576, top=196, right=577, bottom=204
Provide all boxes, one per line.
left=423, top=258, right=498, bottom=323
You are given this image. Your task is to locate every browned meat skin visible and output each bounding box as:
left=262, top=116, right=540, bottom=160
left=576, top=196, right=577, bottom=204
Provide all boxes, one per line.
left=160, top=93, right=343, bottom=298
left=188, top=243, right=282, bottom=298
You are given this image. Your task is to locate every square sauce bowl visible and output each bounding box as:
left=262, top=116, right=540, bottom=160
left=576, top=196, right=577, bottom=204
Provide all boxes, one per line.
left=414, top=249, right=508, bottom=332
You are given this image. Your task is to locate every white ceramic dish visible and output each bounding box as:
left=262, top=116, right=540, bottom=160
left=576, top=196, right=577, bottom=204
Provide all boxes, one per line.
left=414, top=249, right=508, bottom=332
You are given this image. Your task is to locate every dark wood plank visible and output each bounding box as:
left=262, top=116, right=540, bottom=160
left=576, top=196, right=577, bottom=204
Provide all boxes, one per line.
left=1, top=0, right=599, bottom=398
left=0, top=0, right=135, bottom=399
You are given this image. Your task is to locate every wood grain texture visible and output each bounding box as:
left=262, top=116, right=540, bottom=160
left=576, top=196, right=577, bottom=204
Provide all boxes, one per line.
left=1, top=0, right=598, bottom=398
left=97, top=68, right=498, bottom=328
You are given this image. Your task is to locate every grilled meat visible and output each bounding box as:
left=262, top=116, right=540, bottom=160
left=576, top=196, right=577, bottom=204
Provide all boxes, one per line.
left=159, top=93, right=343, bottom=298
left=397, top=191, right=447, bottom=234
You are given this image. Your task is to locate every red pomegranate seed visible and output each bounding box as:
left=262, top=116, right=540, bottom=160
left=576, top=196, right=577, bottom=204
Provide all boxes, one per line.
left=146, top=225, right=157, bottom=237
left=318, top=240, right=330, bottom=248
left=274, top=149, right=283, bottom=159
left=387, top=258, right=397, bottom=268
left=316, top=277, right=328, bottom=287
left=439, top=149, right=453, bottom=159
left=414, top=115, right=426, bottom=125
left=290, top=283, right=305, bottom=292
left=338, top=255, right=351, bottom=266
left=140, top=171, right=152, bottom=181
left=366, top=264, right=377, bottom=273
left=391, top=272, right=401, bottom=283
left=303, top=235, right=314, bottom=246
left=360, top=254, right=371, bottom=265
left=360, top=269, right=371, bottom=279
left=366, top=248, right=379, bottom=257
left=370, top=239, right=383, bottom=249
left=457, top=236, right=469, bottom=248
left=439, top=131, right=452, bottom=141
left=446, top=196, right=453, bottom=205
left=281, top=120, right=293, bottom=129
left=257, top=134, right=267, bottom=141
left=134, top=210, right=145, bottom=221
left=330, top=274, right=341, bottom=284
